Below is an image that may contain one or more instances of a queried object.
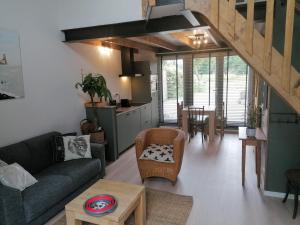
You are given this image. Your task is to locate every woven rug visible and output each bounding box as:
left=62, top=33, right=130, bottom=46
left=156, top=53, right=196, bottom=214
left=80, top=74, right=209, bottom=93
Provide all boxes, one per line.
left=55, top=188, right=193, bottom=225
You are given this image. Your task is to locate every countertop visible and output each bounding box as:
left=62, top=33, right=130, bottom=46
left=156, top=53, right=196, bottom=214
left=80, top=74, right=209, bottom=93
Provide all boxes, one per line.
left=116, top=104, right=148, bottom=115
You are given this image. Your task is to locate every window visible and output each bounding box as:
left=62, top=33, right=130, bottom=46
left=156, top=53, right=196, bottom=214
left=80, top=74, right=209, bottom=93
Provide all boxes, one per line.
left=159, top=52, right=250, bottom=127
left=161, top=57, right=183, bottom=123
left=193, top=55, right=216, bottom=106
left=224, top=55, right=249, bottom=126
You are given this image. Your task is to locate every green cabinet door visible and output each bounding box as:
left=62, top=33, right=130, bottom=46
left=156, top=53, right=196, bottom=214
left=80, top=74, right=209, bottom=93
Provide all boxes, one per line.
left=117, top=112, right=132, bottom=154
left=151, top=92, right=159, bottom=127
left=141, top=104, right=152, bottom=130
left=130, top=108, right=142, bottom=141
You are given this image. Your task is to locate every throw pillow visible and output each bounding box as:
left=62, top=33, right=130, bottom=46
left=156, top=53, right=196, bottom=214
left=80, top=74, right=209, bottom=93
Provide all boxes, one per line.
left=52, top=132, right=77, bottom=162
left=0, top=163, right=37, bottom=191
left=139, top=144, right=175, bottom=163
left=63, top=135, right=92, bottom=161
left=0, top=159, right=8, bottom=167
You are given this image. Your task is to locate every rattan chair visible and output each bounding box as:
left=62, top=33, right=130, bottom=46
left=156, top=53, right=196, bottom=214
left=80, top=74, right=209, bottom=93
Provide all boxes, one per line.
left=135, top=128, right=185, bottom=184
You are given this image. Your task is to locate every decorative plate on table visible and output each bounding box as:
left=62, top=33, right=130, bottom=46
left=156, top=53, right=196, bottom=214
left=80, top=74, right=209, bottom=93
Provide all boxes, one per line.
left=83, top=194, right=118, bottom=217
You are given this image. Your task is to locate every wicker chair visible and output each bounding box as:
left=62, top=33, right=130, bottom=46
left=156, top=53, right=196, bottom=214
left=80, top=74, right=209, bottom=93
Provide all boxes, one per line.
left=135, top=128, right=185, bottom=184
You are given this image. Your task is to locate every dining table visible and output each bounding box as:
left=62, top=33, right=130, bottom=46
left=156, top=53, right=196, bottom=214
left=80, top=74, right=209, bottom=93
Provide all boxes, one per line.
left=182, top=105, right=216, bottom=143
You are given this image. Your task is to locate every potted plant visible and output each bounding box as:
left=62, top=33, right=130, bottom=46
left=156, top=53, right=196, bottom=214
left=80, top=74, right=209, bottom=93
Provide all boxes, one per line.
left=246, top=104, right=259, bottom=137
left=75, top=73, right=112, bottom=106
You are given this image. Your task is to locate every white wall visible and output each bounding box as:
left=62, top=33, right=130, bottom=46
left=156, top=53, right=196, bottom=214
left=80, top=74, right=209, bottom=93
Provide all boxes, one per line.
left=58, top=0, right=143, bottom=29
left=0, top=0, right=132, bottom=146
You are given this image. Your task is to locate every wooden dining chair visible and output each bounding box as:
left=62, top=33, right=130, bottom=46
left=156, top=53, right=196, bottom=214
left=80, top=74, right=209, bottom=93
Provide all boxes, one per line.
left=177, top=101, right=183, bottom=129
left=188, top=106, right=206, bottom=142
left=214, top=101, right=226, bottom=139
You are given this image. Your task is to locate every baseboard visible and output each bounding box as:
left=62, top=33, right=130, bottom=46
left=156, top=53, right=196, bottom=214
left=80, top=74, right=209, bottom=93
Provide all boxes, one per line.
left=264, top=191, right=294, bottom=200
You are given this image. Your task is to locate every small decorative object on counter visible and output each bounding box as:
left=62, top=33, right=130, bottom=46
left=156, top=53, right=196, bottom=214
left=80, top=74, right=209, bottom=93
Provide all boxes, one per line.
left=83, top=194, right=117, bottom=217
left=80, top=119, right=105, bottom=143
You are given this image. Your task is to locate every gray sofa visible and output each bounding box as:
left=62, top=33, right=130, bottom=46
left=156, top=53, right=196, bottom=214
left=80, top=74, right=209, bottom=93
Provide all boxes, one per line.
left=0, top=132, right=106, bottom=225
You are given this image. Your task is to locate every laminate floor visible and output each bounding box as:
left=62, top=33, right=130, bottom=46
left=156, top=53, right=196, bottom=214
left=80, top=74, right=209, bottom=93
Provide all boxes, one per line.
left=46, top=133, right=300, bottom=225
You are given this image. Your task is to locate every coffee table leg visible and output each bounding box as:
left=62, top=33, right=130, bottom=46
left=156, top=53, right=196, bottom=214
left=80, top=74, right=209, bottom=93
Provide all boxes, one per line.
left=66, top=210, right=82, bottom=225
left=135, top=190, right=146, bottom=225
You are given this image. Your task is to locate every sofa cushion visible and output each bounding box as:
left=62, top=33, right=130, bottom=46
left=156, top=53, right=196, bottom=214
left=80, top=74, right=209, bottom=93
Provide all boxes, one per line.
left=22, top=174, right=73, bottom=223
left=24, top=132, right=60, bottom=174
left=39, top=158, right=101, bottom=190
left=0, top=142, right=32, bottom=172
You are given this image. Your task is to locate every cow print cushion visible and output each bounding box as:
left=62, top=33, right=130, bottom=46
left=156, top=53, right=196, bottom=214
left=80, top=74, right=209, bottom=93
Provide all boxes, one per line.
left=139, top=144, right=175, bottom=163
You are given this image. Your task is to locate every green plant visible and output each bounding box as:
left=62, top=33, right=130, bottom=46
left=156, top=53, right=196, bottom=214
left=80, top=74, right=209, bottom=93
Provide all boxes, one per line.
left=247, top=104, right=260, bottom=129
left=75, top=73, right=112, bottom=104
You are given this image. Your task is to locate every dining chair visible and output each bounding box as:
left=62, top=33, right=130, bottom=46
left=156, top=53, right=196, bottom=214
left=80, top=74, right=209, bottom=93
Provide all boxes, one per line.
left=214, top=101, right=226, bottom=139
left=188, top=106, right=206, bottom=142
left=177, top=101, right=183, bottom=129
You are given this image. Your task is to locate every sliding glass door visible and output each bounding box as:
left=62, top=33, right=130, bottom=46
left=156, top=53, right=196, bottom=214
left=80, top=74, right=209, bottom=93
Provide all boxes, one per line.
left=224, top=55, right=249, bottom=126
left=161, top=57, right=183, bottom=123
left=159, top=52, right=249, bottom=127
left=193, top=55, right=216, bottom=107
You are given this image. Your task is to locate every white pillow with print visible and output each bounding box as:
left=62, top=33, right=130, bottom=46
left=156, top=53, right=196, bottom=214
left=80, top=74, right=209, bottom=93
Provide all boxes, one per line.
left=0, top=159, right=8, bottom=167
left=63, top=135, right=92, bottom=161
left=0, top=163, right=37, bottom=191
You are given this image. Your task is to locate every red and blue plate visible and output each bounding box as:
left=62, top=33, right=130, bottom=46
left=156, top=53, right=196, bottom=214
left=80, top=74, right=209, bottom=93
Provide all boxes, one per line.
left=83, top=194, right=117, bottom=217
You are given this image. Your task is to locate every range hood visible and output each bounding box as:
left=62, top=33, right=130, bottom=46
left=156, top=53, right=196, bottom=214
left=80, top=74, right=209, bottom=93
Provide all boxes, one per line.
left=119, top=47, right=143, bottom=77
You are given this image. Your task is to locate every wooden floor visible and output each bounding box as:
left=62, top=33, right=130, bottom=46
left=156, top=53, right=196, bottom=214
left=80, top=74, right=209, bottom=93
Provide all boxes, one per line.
left=46, top=133, right=299, bottom=225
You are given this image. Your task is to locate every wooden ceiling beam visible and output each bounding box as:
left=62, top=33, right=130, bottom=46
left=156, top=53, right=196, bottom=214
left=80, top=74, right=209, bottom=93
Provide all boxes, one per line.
left=131, top=36, right=178, bottom=51
left=170, top=32, right=197, bottom=49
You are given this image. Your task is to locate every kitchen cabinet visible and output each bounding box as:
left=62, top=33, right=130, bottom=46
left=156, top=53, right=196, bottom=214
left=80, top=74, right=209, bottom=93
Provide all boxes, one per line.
left=140, top=103, right=152, bottom=130
left=117, top=108, right=141, bottom=154
left=151, top=92, right=159, bottom=127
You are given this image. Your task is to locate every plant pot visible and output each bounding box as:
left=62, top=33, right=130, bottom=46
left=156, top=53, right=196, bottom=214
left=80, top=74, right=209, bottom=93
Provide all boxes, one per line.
left=85, top=101, right=108, bottom=108
left=246, top=128, right=256, bottom=137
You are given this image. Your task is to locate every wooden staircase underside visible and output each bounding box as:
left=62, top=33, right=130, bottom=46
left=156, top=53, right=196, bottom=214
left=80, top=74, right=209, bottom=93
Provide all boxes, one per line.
left=144, top=0, right=300, bottom=113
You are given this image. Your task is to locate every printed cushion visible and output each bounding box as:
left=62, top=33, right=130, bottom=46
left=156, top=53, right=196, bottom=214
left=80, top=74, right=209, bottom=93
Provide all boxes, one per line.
left=0, top=163, right=37, bottom=191
left=0, top=159, right=8, bottom=167
left=139, top=144, right=175, bottom=163
left=52, top=132, right=77, bottom=162
left=63, top=135, right=92, bottom=161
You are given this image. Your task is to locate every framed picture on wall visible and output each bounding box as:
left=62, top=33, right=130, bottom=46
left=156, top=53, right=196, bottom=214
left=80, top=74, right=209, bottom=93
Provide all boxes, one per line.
left=0, top=29, right=24, bottom=100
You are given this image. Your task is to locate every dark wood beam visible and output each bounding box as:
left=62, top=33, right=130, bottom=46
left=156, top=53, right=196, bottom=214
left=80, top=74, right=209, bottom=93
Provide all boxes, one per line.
left=62, top=15, right=206, bottom=42
left=130, top=36, right=178, bottom=51
left=106, top=38, right=158, bottom=52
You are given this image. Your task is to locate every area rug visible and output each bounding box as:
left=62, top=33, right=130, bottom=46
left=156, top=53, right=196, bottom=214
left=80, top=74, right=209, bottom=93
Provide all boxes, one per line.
left=55, top=188, right=193, bottom=225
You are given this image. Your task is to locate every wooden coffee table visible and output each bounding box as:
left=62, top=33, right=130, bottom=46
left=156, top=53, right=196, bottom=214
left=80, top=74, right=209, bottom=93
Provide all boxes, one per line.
left=65, top=179, right=146, bottom=225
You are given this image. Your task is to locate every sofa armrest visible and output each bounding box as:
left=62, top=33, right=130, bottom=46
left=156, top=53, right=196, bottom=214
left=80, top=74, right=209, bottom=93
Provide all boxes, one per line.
left=0, top=183, right=25, bottom=225
left=91, top=143, right=106, bottom=177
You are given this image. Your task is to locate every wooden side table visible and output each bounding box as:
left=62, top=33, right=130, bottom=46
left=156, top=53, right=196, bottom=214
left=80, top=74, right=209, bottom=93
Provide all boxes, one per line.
left=238, top=127, right=267, bottom=188
left=65, top=180, right=146, bottom=225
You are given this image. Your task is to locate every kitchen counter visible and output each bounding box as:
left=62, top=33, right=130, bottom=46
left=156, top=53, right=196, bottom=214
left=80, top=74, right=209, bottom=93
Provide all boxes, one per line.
left=116, top=106, right=144, bottom=115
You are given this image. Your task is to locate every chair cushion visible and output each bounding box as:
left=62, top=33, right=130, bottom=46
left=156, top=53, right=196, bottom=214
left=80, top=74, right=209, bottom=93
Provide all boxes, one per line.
left=38, top=158, right=101, bottom=190
left=139, top=144, right=175, bottom=163
left=22, top=174, right=73, bottom=223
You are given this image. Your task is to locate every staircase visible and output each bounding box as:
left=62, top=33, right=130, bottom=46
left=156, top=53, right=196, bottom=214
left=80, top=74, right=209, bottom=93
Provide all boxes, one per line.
left=143, top=0, right=300, bottom=114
